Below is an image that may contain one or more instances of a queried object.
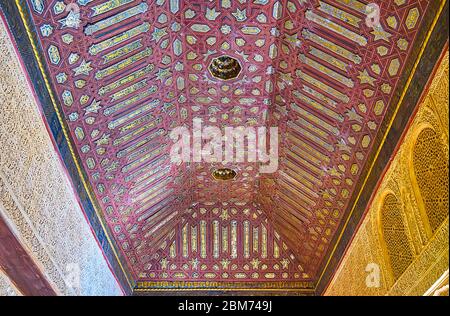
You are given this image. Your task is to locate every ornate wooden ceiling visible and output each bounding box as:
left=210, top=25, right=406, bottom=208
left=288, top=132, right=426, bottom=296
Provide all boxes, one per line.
left=2, top=0, right=445, bottom=294
left=258, top=0, right=430, bottom=275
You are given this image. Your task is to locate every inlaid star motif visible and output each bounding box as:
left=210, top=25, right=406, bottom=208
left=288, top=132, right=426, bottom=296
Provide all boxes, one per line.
left=270, top=27, right=280, bottom=37
left=235, top=51, right=250, bottom=62
left=345, top=108, right=363, bottom=123
left=357, top=69, right=376, bottom=86
left=73, top=60, right=93, bottom=77
left=327, top=166, right=342, bottom=178
left=160, top=258, right=169, bottom=270
left=219, top=209, right=230, bottom=221
left=230, top=107, right=242, bottom=115
left=381, top=83, right=392, bottom=94
left=285, top=34, right=300, bottom=46
left=281, top=258, right=290, bottom=269
left=280, top=73, right=293, bottom=85
left=220, top=25, right=231, bottom=35
left=320, top=190, right=333, bottom=200
left=152, top=27, right=168, bottom=42
left=220, top=259, right=231, bottom=270
left=156, top=68, right=172, bottom=82
left=251, top=258, right=261, bottom=269
left=205, top=7, right=220, bottom=21
left=104, top=161, right=119, bottom=173
left=95, top=133, right=110, bottom=147
left=371, top=26, right=392, bottom=42
left=190, top=258, right=199, bottom=270
left=232, top=8, right=247, bottom=21
left=59, top=10, right=81, bottom=29
left=336, top=139, right=352, bottom=153
left=84, top=100, right=101, bottom=114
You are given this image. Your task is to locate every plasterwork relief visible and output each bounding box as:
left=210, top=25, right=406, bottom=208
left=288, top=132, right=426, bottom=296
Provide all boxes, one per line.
left=0, top=269, right=21, bottom=296
left=0, top=17, right=122, bottom=296
left=325, top=50, right=449, bottom=296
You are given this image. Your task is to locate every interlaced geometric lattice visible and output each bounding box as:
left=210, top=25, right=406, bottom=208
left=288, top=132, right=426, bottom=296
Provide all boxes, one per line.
left=413, top=128, right=449, bottom=232
left=381, top=194, right=414, bottom=281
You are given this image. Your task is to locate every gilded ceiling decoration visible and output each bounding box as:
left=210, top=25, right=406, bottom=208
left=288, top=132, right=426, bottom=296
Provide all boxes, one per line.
left=212, top=168, right=238, bottom=181
left=209, top=56, right=242, bottom=80
left=11, top=0, right=439, bottom=292
left=137, top=202, right=311, bottom=287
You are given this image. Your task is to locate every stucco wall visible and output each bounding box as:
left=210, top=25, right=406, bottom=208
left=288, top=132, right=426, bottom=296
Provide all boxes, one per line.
left=0, top=269, right=21, bottom=296
left=0, top=17, right=122, bottom=296
left=325, top=51, right=449, bottom=296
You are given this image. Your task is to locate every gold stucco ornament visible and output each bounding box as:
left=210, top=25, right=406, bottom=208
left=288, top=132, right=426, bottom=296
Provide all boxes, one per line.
left=212, top=168, right=237, bottom=181
left=209, top=56, right=242, bottom=80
